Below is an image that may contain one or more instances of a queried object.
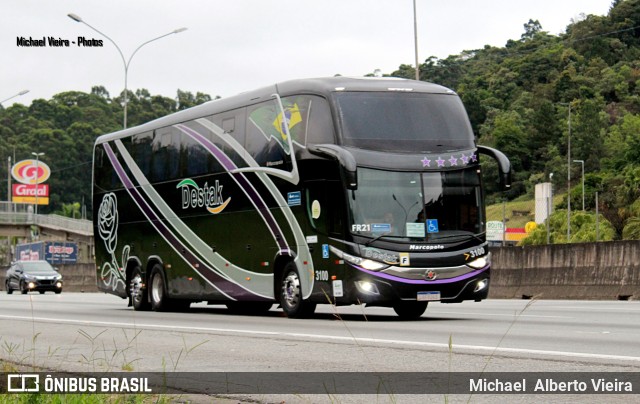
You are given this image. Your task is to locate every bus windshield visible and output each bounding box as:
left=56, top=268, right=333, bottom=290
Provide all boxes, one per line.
left=335, top=92, right=474, bottom=153
left=348, top=167, right=484, bottom=242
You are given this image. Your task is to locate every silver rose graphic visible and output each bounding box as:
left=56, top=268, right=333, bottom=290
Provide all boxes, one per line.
left=98, top=193, right=118, bottom=255
left=98, top=193, right=126, bottom=290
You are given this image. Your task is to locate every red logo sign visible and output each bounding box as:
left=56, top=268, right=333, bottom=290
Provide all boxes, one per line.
left=13, top=184, right=49, bottom=197
left=11, top=159, right=51, bottom=185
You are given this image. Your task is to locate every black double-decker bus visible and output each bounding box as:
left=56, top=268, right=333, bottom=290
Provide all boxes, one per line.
left=92, top=77, right=511, bottom=319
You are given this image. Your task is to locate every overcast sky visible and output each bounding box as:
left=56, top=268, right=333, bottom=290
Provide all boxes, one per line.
left=2, top=0, right=613, bottom=107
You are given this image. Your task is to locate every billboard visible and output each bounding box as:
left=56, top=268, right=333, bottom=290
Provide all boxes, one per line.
left=11, top=159, right=51, bottom=205
left=15, top=241, right=78, bottom=264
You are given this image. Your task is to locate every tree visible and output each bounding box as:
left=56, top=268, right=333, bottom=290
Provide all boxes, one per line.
left=521, top=19, right=543, bottom=41
left=521, top=210, right=616, bottom=245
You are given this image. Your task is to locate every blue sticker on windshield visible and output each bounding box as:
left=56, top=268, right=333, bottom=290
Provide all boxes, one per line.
left=427, top=219, right=439, bottom=233
left=372, top=223, right=392, bottom=233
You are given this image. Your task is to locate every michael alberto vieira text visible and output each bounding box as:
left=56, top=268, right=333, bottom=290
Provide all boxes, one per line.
left=17, top=36, right=103, bottom=47
left=470, top=378, right=633, bottom=393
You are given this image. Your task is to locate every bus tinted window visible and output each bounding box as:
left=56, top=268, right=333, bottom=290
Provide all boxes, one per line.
left=335, top=92, right=474, bottom=153
left=151, top=128, right=180, bottom=182
left=132, top=132, right=153, bottom=178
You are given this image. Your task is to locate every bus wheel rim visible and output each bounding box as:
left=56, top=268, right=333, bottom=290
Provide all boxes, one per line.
left=130, top=273, right=144, bottom=304
left=151, top=273, right=163, bottom=303
left=282, top=272, right=300, bottom=308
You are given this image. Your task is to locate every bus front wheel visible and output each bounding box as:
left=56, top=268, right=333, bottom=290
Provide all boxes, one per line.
left=393, top=301, right=428, bottom=320
left=279, top=264, right=316, bottom=318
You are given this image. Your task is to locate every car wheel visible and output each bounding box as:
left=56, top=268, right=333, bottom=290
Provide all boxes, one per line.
left=129, top=266, right=149, bottom=311
left=6, top=280, right=13, bottom=294
left=20, top=281, right=28, bottom=295
left=279, top=263, right=316, bottom=318
left=54, top=290, right=62, bottom=294
left=39, top=291, right=45, bottom=294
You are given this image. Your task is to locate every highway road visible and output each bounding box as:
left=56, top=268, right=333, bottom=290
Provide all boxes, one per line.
left=1, top=293, right=639, bottom=402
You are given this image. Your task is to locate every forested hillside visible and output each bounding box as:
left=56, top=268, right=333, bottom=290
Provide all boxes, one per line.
left=0, top=0, right=638, bottom=239
left=0, top=88, right=213, bottom=215
left=391, top=0, right=640, bottom=240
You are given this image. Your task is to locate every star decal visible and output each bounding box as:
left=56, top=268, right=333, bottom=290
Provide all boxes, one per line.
left=436, top=157, right=446, bottom=167
left=471, top=153, right=478, bottom=162
left=421, top=157, right=431, bottom=167
left=460, top=153, right=470, bottom=164
left=448, top=155, right=458, bottom=166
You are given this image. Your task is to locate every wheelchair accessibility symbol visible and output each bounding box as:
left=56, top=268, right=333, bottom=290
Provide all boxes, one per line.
left=427, top=219, right=439, bottom=233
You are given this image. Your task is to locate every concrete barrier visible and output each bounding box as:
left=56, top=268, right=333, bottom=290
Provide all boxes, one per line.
left=2, top=241, right=639, bottom=300
left=489, top=241, right=640, bottom=300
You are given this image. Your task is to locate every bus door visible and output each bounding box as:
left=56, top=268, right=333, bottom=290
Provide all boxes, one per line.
left=303, top=180, right=345, bottom=298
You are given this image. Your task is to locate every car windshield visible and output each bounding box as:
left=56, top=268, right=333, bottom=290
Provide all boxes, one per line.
left=348, top=167, right=484, bottom=242
left=20, top=262, right=55, bottom=273
left=334, top=92, right=474, bottom=153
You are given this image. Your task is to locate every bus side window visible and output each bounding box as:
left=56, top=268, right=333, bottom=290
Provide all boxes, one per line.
left=151, top=128, right=179, bottom=182
left=132, top=131, right=153, bottom=179
left=304, top=95, right=335, bottom=145
left=211, top=109, right=246, bottom=168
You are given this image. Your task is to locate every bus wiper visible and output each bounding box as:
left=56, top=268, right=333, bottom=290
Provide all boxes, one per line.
left=365, top=234, right=405, bottom=246
left=430, top=232, right=486, bottom=243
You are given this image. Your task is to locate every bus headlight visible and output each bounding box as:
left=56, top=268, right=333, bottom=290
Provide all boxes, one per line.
left=332, top=247, right=389, bottom=271
left=355, top=280, right=380, bottom=295
left=467, top=257, right=488, bottom=269
left=474, top=279, right=488, bottom=292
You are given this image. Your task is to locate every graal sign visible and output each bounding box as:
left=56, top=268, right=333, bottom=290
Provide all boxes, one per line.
left=11, top=159, right=51, bottom=204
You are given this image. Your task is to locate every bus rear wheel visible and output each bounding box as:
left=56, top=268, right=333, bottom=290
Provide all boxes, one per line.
left=129, top=266, right=150, bottom=311
left=149, top=265, right=170, bottom=311
left=149, top=265, right=190, bottom=312
left=279, top=264, right=316, bottom=318
left=393, top=301, right=428, bottom=320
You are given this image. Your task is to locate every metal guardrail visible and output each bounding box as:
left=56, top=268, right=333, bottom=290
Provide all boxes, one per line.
left=0, top=211, right=93, bottom=236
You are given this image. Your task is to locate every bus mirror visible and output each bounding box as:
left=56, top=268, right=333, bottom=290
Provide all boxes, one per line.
left=309, top=144, right=358, bottom=189
left=478, top=145, right=512, bottom=191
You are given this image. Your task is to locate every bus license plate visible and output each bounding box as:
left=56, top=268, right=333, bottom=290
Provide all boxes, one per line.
left=417, top=291, right=440, bottom=301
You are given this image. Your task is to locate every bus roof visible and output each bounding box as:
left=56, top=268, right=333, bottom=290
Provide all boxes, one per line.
left=94, top=76, right=455, bottom=144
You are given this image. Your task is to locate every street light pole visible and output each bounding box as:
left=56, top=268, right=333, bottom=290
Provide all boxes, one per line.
left=0, top=90, right=29, bottom=106
left=413, top=0, right=420, bottom=81
left=68, top=13, right=186, bottom=129
left=31, top=152, right=45, bottom=216
left=547, top=172, right=553, bottom=245
left=558, top=102, right=573, bottom=241
left=567, top=104, right=572, bottom=241
left=573, top=159, right=585, bottom=211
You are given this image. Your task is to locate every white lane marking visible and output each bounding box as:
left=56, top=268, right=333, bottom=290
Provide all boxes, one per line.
left=2, top=314, right=640, bottom=363
left=430, top=311, right=572, bottom=319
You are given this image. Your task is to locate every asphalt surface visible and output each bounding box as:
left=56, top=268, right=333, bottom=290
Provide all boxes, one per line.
left=1, top=293, right=639, bottom=403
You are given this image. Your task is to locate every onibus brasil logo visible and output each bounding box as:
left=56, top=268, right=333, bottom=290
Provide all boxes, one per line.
left=177, top=179, right=231, bottom=214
